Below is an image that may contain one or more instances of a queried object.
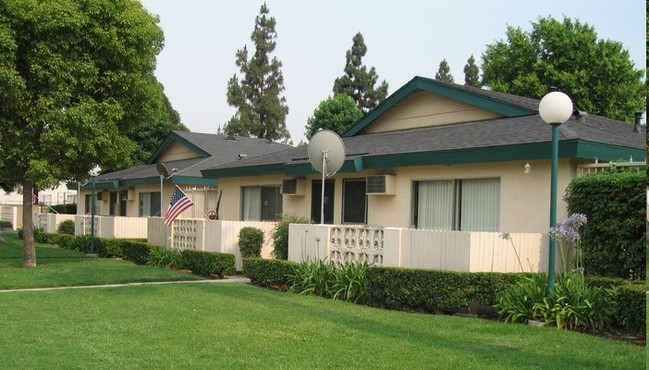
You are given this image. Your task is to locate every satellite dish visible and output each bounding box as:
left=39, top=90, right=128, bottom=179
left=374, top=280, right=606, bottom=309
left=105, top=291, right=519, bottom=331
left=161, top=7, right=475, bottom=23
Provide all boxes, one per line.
left=307, top=130, right=346, bottom=224
left=156, top=163, right=169, bottom=178
left=308, top=130, right=346, bottom=176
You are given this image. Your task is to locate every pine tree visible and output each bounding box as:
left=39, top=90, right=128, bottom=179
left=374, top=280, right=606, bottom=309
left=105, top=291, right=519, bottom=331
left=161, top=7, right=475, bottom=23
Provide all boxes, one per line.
left=333, top=32, right=389, bottom=112
left=463, top=55, right=481, bottom=87
left=435, top=59, right=454, bottom=83
left=224, top=3, right=290, bottom=141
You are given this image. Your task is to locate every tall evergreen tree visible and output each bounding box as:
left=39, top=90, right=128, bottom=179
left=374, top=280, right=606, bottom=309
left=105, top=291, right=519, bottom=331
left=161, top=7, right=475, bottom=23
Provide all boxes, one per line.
left=435, top=59, right=454, bottom=83
left=333, top=32, right=389, bottom=112
left=463, top=55, right=481, bottom=87
left=224, top=3, right=289, bottom=141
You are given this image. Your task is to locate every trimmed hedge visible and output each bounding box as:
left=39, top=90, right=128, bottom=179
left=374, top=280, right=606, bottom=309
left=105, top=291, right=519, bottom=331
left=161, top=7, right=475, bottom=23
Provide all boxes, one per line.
left=121, top=241, right=154, bottom=265
left=238, top=227, right=264, bottom=258
left=242, top=257, right=297, bottom=287
left=565, top=171, right=645, bottom=280
left=181, top=249, right=235, bottom=277
left=611, top=284, right=645, bottom=335
left=0, top=220, right=12, bottom=229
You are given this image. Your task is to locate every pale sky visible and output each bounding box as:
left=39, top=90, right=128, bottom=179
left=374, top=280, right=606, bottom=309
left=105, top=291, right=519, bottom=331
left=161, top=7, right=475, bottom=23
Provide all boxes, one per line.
left=139, top=0, right=646, bottom=143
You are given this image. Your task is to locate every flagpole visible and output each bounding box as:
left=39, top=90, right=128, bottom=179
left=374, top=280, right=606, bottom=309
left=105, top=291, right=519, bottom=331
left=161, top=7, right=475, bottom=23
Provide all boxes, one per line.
left=175, top=185, right=211, bottom=220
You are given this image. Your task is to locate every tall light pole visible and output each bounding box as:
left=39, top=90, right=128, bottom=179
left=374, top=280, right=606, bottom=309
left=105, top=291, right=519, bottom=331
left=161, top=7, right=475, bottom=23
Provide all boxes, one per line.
left=538, top=91, right=573, bottom=290
left=88, top=166, right=100, bottom=256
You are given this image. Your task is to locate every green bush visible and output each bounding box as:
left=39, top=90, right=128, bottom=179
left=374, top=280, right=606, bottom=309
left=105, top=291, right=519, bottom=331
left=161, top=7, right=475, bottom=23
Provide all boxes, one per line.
left=495, top=275, right=548, bottom=323
left=238, top=227, right=264, bottom=258
left=148, top=246, right=182, bottom=269
left=49, top=203, right=76, bottom=214
left=181, top=249, right=235, bottom=277
left=286, top=260, right=368, bottom=304
left=271, top=213, right=311, bottom=260
left=611, top=284, right=645, bottom=336
left=56, top=234, right=75, bottom=249
left=121, top=241, right=153, bottom=265
left=243, top=258, right=297, bottom=287
left=533, top=274, right=614, bottom=332
left=0, top=220, right=12, bottom=229
left=565, top=171, right=645, bottom=280
left=56, top=220, right=75, bottom=235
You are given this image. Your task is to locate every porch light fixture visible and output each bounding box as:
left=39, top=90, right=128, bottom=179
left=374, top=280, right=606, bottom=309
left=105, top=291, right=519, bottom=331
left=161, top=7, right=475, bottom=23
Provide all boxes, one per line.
left=538, top=91, right=573, bottom=291
left=524, top=162, right=531, bottom=174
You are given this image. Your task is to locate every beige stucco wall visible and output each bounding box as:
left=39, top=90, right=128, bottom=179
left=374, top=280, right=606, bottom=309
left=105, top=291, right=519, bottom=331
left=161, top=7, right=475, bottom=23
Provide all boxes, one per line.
left=157, top=141, right=201, bottom=162
left=362, top=90, right=503, bottom=134
left=216, top=159, right=577, bottom=234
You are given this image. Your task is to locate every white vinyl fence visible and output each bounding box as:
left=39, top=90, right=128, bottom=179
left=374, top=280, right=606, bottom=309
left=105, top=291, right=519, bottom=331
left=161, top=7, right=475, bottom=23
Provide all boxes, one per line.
left=288, top=224, right=553, bottom=273
left=147, top=217, right=277, bottom=271
left=1, top=205, right=21, bottom=230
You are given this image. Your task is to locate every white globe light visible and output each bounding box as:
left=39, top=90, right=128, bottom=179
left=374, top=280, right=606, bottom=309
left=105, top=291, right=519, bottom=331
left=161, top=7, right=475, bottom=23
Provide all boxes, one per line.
left=539, top=91, right=573, bottom=125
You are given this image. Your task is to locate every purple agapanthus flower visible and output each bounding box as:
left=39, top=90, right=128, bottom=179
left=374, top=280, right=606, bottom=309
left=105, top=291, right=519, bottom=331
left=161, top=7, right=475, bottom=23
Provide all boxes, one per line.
left=549, top=213, right=587, bottom=242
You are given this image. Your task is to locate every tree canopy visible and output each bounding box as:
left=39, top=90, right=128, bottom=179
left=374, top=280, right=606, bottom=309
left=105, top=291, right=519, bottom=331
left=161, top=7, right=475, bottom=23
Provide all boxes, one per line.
left=333, top=32, right=389, bottom=112
left=304, top=94, right=364, bottom=139
left=434, top=59, right=454, bottom=84
left=224, top=3, right=290, bottom=141
left=0, top=0, right=170, bottom=267
left=481, top=16, right=645, bottom=122
left=463, top=55, right=481, bottom=87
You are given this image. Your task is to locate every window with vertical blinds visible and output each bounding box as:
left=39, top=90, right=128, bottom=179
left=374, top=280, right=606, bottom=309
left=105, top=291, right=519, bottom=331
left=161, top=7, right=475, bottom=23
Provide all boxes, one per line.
left=241, top=186, right=282, bottom=221
left=415, top=178, right=500, bottom=231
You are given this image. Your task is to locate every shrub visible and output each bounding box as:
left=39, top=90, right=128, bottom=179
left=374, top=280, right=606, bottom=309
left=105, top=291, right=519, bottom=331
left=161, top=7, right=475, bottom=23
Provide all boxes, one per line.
left=288, top=260, right=337, bottom=298
left=148, top=246, right=183, bottom=269
left=238, top=227, right=264, bottom=258
left=271, top=213, right=311, bottom=260
left=0, top=220, right=12, bottom=229
left=121, top=241, right=153, bottom=265
left=56, top=234, right=75, bottom=249
left=181, top=249, right=235, bottom=277
left=331, top=262, right=368, bottom=303
left=533, top=274, right=614, bottom=332
left=56, top=220, right=75, bottom=235
left=49, top=203, right=76, bottom=214
left=242, top=257, right=297, bottom=288
left=495, top=275, right=548, bottom=323
left=565, top=171, right=645, bottom=280
left=611, top=284, right=645, bottom=336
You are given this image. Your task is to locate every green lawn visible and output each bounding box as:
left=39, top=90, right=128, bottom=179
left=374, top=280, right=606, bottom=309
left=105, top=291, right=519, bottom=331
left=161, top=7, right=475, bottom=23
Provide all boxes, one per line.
left=0, top=232, right=202, bottom=289
left=0, top=232, right=644, bottom=369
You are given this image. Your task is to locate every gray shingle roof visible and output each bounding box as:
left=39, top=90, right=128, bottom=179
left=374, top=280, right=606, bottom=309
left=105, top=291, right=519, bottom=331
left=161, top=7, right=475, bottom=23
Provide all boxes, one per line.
left=94, top=132, right=292, bottom=186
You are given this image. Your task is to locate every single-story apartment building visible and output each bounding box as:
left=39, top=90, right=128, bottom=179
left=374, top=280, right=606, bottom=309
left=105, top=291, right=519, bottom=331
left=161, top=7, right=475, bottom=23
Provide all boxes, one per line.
left=200, top=76, right=645, bottom=234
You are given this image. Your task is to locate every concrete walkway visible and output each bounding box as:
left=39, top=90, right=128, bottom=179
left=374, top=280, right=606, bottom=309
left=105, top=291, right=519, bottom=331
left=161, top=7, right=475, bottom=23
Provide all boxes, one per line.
left=0, top=276, right=251, bottom=293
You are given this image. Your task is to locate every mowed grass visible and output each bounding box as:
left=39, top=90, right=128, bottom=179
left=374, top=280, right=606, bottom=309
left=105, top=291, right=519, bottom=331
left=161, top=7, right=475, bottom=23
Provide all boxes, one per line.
left=0, top=232, right=202, bottom=289
left=0, top=283, right=644, bottom=369
left=0, top=232, right=644, bottom=369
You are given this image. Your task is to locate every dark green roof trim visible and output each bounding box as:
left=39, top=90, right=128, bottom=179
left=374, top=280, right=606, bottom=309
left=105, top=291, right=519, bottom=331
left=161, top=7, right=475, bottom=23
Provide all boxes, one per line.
left=343, top=76, right=537, bottom=137
left=147, top=132, right=211, bottom=164
left=573, top=140, right=645, bottom=162
left=80, top=176, right=216, bottom=190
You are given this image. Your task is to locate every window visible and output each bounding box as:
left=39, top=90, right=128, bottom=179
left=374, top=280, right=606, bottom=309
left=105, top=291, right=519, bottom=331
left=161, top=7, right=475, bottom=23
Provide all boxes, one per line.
left=139, top=192, right=161, bottom=217
left=241, top=186, right=282, bottom=221
left=342, top=179, right=366, bottom=224
left=413, top=178, right=500, bottom=231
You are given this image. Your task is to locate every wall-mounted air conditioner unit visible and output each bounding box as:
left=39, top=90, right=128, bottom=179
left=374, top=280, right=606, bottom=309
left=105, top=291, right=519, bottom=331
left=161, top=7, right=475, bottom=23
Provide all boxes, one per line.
left=127, top=189, right=136, bottom=201
left=281, top=179, right=305, bottom=196
left=366, top=175, right=396, bottom=195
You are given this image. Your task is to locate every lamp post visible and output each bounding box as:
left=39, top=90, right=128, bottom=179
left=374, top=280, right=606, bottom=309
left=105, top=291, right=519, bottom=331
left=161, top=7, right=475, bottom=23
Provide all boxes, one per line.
left=88, top=167, right=100, bottom=256
left=538, top=91, right=573, bottom=290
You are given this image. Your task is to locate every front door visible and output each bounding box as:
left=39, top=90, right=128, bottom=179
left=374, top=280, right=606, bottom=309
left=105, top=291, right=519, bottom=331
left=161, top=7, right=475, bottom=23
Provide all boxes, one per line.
left=311, top=179, right=334, bottom=224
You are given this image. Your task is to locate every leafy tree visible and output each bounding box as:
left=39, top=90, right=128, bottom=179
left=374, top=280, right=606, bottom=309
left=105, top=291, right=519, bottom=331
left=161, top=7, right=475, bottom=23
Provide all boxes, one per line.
left=434, top=59, right=455, bottom=83
left=0, top=0, right=165, bottom=267
left=224, top=3, right=290, bottom=141
left=463, top=55, right=481, bottom=87
left=304, top=94, right=364, bottom=139
left=333, top=32, right=389, bottom=112
left=482, top=16, right=644, bottom=122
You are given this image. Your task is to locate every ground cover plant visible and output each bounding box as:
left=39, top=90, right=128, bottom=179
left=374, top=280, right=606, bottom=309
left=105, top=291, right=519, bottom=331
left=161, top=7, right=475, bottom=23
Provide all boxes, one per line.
left=0, top=283, right=643, bottom=369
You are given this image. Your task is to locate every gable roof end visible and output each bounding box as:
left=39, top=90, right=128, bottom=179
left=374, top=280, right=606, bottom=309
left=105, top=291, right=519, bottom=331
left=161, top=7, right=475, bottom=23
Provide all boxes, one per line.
left=343, top=76, right=538, bottom=137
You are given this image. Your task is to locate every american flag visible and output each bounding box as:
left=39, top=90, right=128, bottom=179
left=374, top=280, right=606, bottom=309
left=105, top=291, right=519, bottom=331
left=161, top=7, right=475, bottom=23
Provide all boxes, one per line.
left=164, top=187, right=194, bottom=226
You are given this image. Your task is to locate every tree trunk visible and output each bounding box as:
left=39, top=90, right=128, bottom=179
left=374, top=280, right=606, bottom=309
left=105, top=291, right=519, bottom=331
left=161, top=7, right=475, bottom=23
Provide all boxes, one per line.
left=22, top=180, right=36, bottom=268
